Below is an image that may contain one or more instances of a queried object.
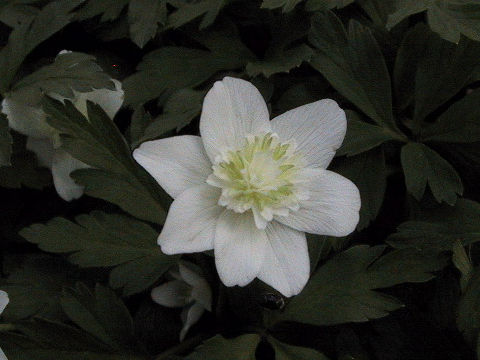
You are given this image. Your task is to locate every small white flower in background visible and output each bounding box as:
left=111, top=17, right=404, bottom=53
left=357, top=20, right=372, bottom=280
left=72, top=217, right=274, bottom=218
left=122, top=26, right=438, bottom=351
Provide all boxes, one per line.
left=134, top=77, right=361, bottom=297
left=151, top=261, right=212, bottom=341
left=1, top=50, right=124, bottom=201
left=0, top=290, right=9, bottom=360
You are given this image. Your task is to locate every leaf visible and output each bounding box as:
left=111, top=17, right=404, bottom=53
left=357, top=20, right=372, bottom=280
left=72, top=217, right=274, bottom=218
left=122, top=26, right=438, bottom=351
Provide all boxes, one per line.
left=128, top=0, right=167, bottom=48
left=261, top=0, right=303, bottom=12
left=1, top=255, right=77, bottom=321
left=0, top=113, right=12, bottom=166
left=420, top=90, right=480, bottom=143
left=336, top=111, right=396, bottom=157
left=10, top=51, right=115, bottom=101
left=278, top=245, right=446, bottom=326
left=167, top=0, right=227, bottom=29
left=309, top=12, right=395, bottom=130
left=43, top=97, right=167, bottom=224
left=458, top=267, right=480, bottom=343
left=387, top=0, right=480, bottom=43
left=61, top=283, right=137, bottom=352
left=452, top=240, right=473, bottom=292
left=246, top=14, right=313, bottom=78
left=305, top=0, right=353, bottom=11
left=20, top=211, right=178, bottom=296
left=123, top=29, right=253, bottom=106
left=401, top=142, right=463, bottom=205
left=269, top=337, right=330, bottom=359
left=0, top=0, right=85, bottom=93
left=356, top=0, right=398, bottom=26
left=74, top=0, right=130, bottom=22
left=334, top=148, right=387, bottom=230
left=185, top=334, right=261, bottom=360
left=412, top=33, right=480, bottom=123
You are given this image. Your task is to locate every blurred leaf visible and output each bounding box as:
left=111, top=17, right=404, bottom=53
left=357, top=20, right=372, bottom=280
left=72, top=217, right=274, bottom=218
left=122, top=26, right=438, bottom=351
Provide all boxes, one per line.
left=309, top=12, right=395, bottom=130
left=20, top=211, right=178, bottom=296
left=123, top=29, right=253, bottom=106
left=167, top=0, right=227, bottom=29
left=458, top=267, right=480, bottom=343
left=387, top=0, right=480, bottom=43
left=452, top=240, right=473, bottom=292
left=278, top=246, right=445, bottom=326
left=305, top=0, right=353, bottom=11
left=0, top=0, right=85, bottom=93
left=334, top=148, right=387, bottom=230
left=0, top=113, right=12, bottom=166
left=43, top=98, right=167, bottom=224
left=128, top=0, right=167, bottom=48
left=185, top=334, right=261, bottom=360
left=61, top=283, right=137, bottom=351
left=269, top=337, right=330, bottom=359
left=261, top=0, right=303, bottom=12
left=401, top=142, right=463, bottom=205
left=421, top=90, right=480, bottom=143
left=336, top=111, right=396, bottom=157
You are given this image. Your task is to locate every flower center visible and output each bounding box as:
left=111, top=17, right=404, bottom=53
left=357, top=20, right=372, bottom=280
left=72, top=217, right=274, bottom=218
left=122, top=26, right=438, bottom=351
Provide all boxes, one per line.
left=207, top=133, right=307, bottom=229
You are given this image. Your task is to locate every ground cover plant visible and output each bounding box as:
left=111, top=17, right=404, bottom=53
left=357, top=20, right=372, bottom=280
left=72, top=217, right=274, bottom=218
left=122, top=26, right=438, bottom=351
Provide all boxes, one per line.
left=0, top=0, right=480, bottom=359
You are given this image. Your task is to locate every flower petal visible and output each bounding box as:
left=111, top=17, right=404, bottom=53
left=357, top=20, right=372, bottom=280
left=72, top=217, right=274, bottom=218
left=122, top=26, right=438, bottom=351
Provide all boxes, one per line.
left=276, top=168, right=360, bottom=236
left=214, top=211, right=267, bottom=287
left=179, top=261, right=212, bottom=311
left=271, top=99, right=346, bottom=169
left=200, top=77, right=271, bottom=162
left=0, top=290, right=9, bottom=314
left=151, top=280, right=191, bottom=308
left=257, top=222, right=309, bottom=297
left=180, top=302, right=205, bottom=341
left=0, top=347, right=6, bottom=360
left=159, top=184, right=223, bottom=254
left=74, top=79, right=124, bottom=119
left=51, top=150, right=89, bottom=201
left=26, top=137, right=54, bottom=168
left=133, top=135, right=212, bottom=199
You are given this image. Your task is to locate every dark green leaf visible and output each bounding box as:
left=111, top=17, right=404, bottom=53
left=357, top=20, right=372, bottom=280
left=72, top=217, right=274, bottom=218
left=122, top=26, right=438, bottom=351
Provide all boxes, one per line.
left=167, top=0, right=227, bottom=29
left=401, top=142, right=463, bottom=205
left=356, top=0, right=398, bottom=26
left=128, top=0, right=167, bottom=48
left=261, top=0, right=303, bottom=12
left=309, top=12, right=395, bottom=130
left=74, top=0, right=129, bottom=22
left=269, top=337, right=330, bottom=359
left=0, top=113, right=12, bottom=165
left=185, top=334, right=261, bottom=360
left=458, top=267, right=480, bottom=343
left=20, top=211, right=177, bottom=296
left=305, top=0, right=353, bottom=11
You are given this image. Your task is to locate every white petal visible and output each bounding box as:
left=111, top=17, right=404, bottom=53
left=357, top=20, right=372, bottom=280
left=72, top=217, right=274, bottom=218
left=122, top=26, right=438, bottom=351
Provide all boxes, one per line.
left=271, top=99, right=346, bottom=169
left=199, top=77, right=271, bottom=162
left=179, top=261, right=212, bottom=312
left=214, top=211, right=268, bottom=287
left=276, top=168, right=360, bottom=237
left=257, top=222, right=309, bottom=297
left=151, top=280, right=191, bottom=308
left=51, top=150, right=89, bottom=201
left=0, top=347, right=6, bottom=360
left=73, top=79, right=124, bottom=119
left=26, top=137, right=54, bottom=168
left=180, top=302, right=205, bottom=341
left=1, top=97, right=54, bottom=139
left=0, top=290, right=9, bottom=314
left=133, top=136, right=212, bottom=199
left=159, top=184, right=223, bottom=254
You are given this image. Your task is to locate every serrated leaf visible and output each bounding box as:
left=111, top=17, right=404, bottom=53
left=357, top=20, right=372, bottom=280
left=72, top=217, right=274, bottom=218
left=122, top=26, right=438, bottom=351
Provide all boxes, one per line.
left=278, top=245, right=445, bottom=326
left=269, top=337, right=330, bottom=359
left=0, top=113, right=12, bottom=166
left=184, top=334, right=261, bottom=360
left=305, top=0, right=353, bottom=11
left=421, top=90, right=480, bottom=143
left=334, top=148, right=387, bottom=230
left=20, top=211, right=178, bottom=296
left=74, top=0, right=130, bottom=22
left=167, top=0, right=226, bottom=29
left=309, top=12, right=395, bottom=130
left=261, top=0, right=303, bottom=12
left=43, top=97, right=167, bottom=224
left=401, top=142, right=463, bottom=205
left=336, top=111, right=396, bottom=157
left=123, top=29, right=253, bottom=106
left=128, top=0, right=167, bottom=48
left=387, top=0, right=480, bottom=43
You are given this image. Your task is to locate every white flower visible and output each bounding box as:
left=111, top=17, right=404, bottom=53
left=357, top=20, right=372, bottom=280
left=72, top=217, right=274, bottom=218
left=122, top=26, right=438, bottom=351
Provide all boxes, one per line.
left=134, top=77, right=360, bottom=297
left=151, top=261, right=212, bottom=341
left=0, top=290, right=9, bottom=360
left=1, top=51, right=124, bottom=201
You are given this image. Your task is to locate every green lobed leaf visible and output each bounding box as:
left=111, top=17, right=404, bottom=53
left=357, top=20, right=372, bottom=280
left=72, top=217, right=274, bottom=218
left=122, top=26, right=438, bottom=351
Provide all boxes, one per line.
left=278, top=245, right=446, bottom=326
left=269, top=337, right=330, bottom=359
left=43, top=97, right=168, bottom=224
left=309, top=12, right=395, bottom=130
left=0, top=113, right=12, bottom=166
left=401, top=142, right=463, bottom=205
left=261, top=0, right=303, bottom=12
left=20, top=211, right=178, bottom=296
left=184, top=334, right=261, bottom=360
left=167, top=0, right=227, bottom=29
left=128, top=0, right=167, bottom=48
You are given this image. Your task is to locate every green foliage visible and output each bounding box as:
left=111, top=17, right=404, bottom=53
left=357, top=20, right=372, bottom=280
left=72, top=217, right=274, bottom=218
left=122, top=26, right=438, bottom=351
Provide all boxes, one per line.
left=305, top=0, right=353, bottom=11
left=268, top=337, right=329, bottom=359
left=20, top=211, right=178, bottom=296
left=185, top=334, right=261, bottom=360
left=167, top=0, right=227, bottom=29
left=261, top=0, right=303, bottom=13
left=128, top=0, right=167, bottom=48
left=0, top=114, right=12, bottom=166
